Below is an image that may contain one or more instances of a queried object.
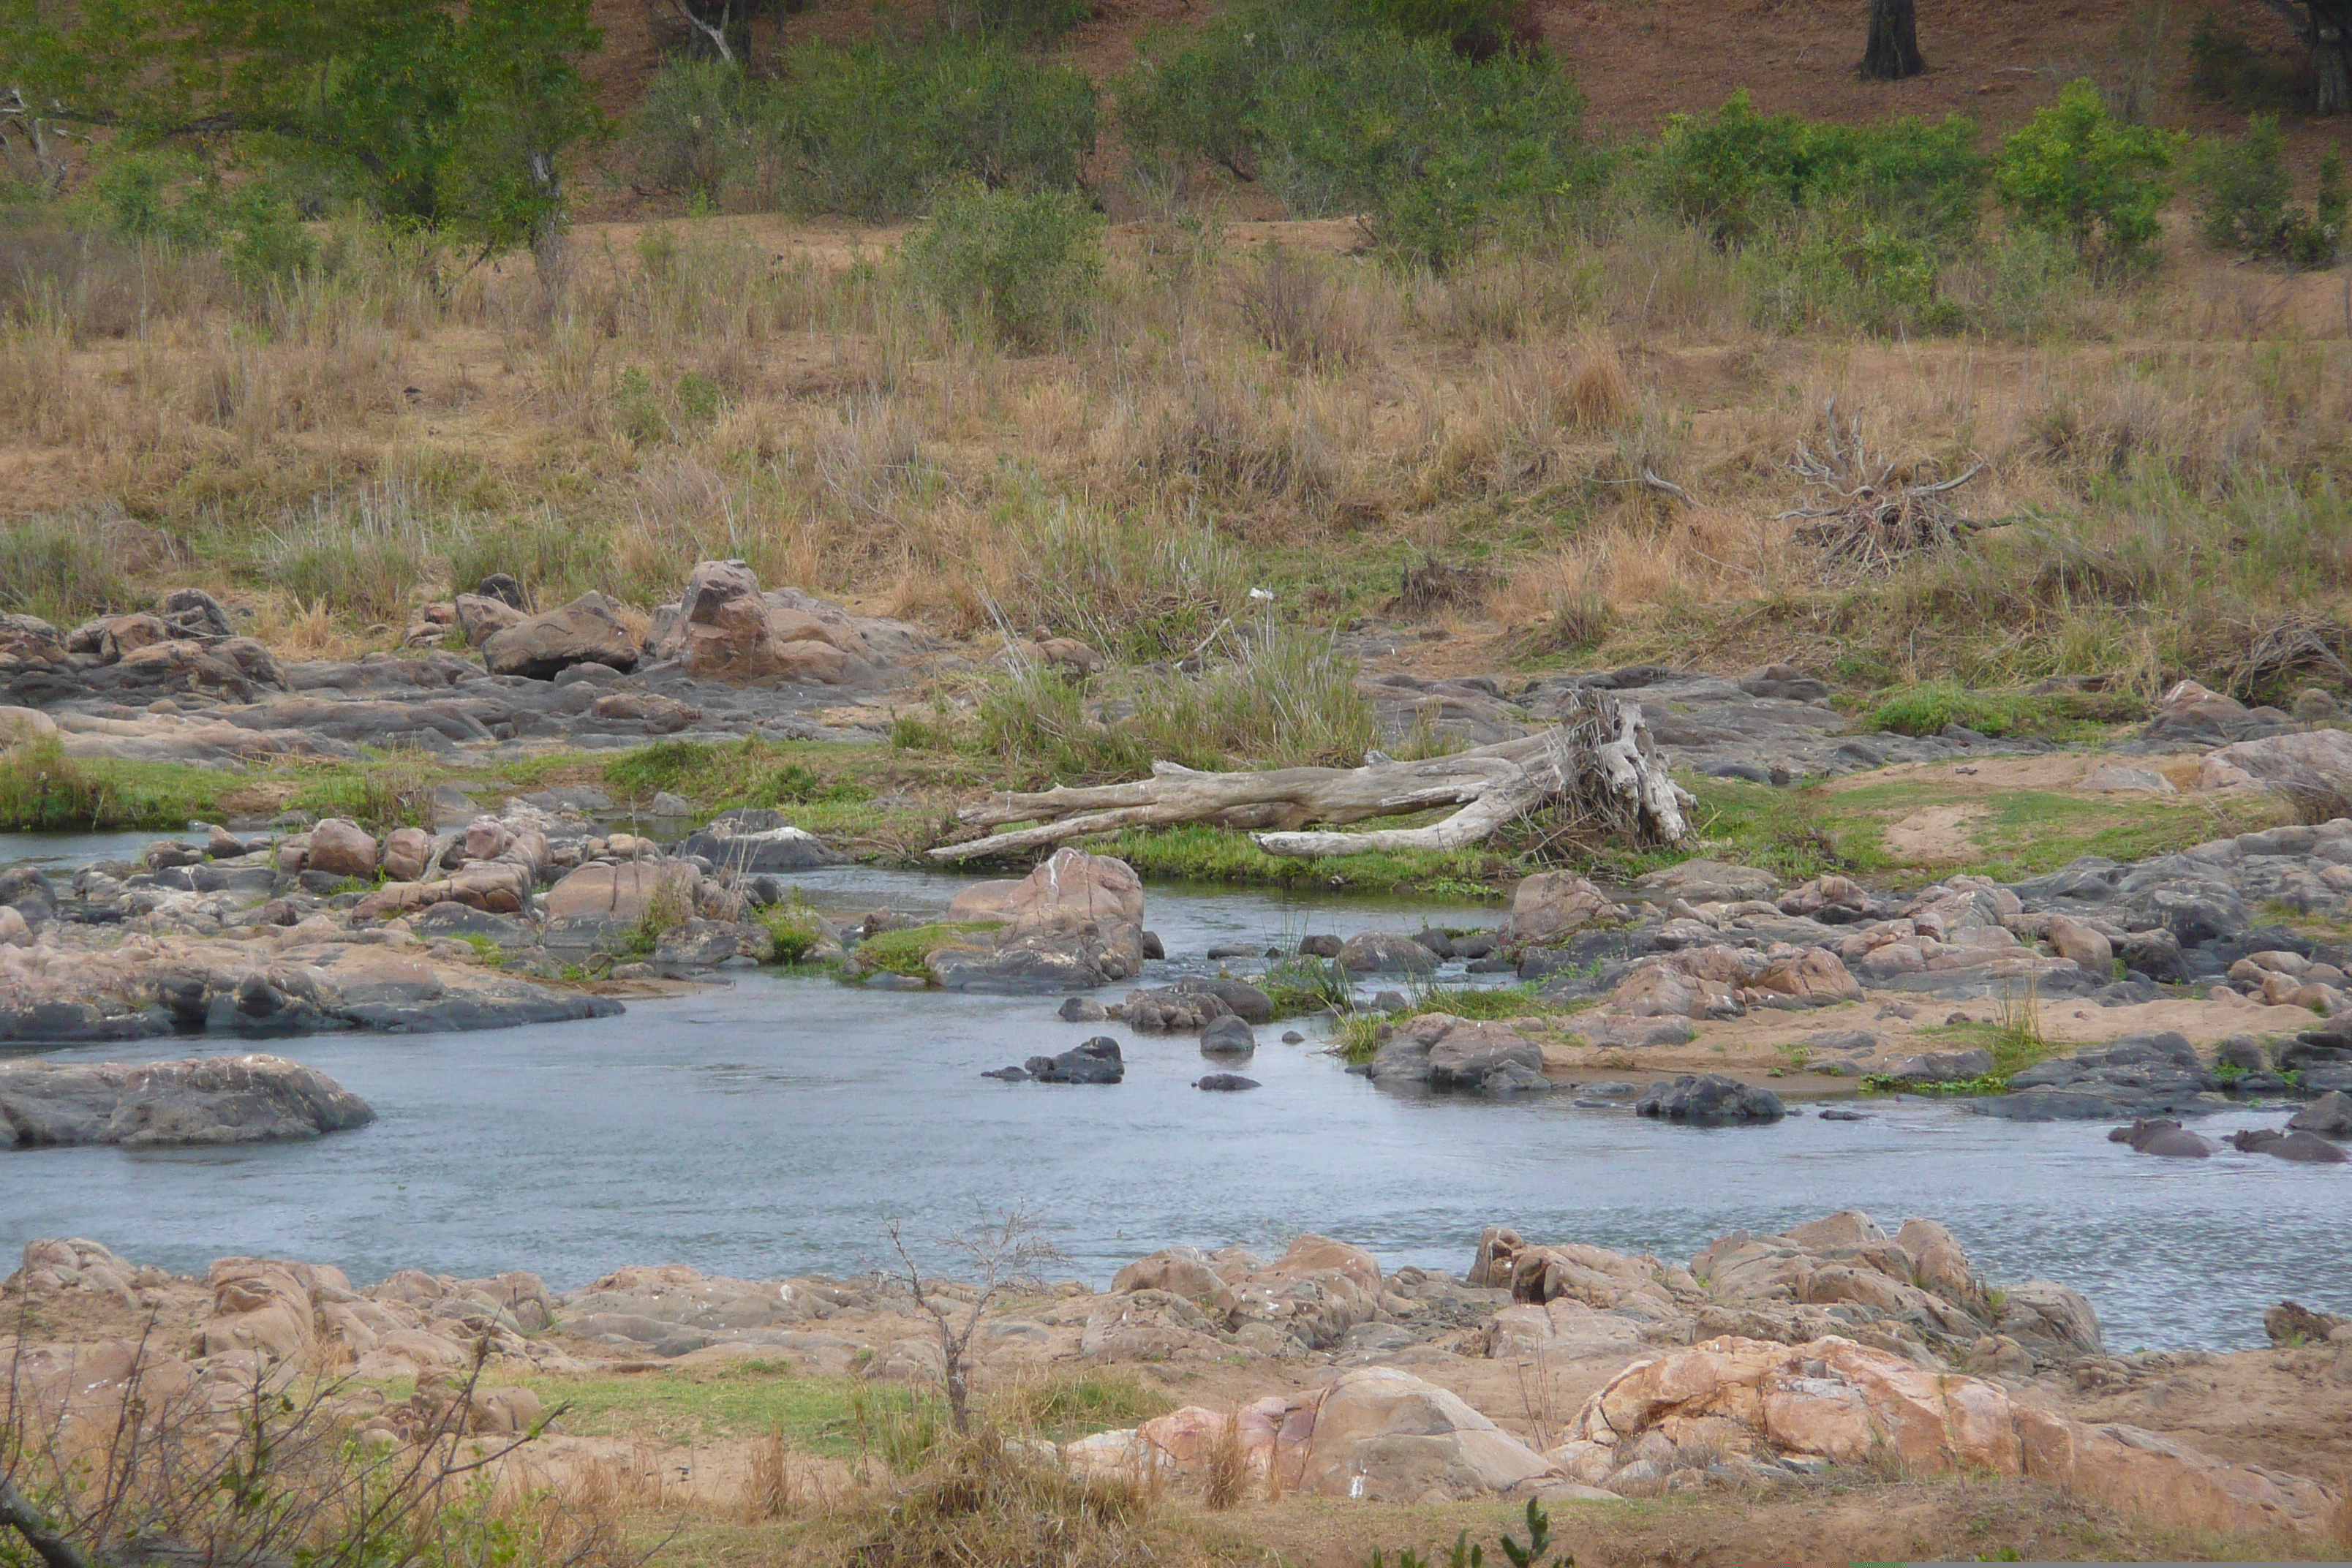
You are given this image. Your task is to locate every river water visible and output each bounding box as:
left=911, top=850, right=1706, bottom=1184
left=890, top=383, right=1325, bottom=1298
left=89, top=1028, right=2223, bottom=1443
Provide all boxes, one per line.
left=2, top=849, right=2345, bottom=1351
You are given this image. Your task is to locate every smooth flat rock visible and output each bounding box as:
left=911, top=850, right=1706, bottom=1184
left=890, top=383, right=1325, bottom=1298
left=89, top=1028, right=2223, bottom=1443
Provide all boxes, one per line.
left=0, top=1054, right=374, bottom=1148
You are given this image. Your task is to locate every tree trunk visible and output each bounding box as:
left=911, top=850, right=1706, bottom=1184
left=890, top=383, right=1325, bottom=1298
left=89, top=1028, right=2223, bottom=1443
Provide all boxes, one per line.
left=0, top=1477, right=94, bottom=1568
left=1859, top=0, right=1926, bottom=80
left=928, top=696, right=1694, bottom=862
left=2317, top=0, right=2351, bottom=113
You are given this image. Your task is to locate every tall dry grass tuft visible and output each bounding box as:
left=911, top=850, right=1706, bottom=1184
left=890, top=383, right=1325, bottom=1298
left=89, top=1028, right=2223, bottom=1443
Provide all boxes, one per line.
left=740, top=1428, right=794, bottom=1524
left=1201, top=1412, right=1248, bottom=1511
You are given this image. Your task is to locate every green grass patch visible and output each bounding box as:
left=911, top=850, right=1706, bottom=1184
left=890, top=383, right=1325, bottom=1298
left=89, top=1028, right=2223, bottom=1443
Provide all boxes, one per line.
left=0, top=739, right=236, bottom=832
left=604, top=738, right=875, bottom=809
left=478, top=1364, right=1164, bottom=1461
left=1865, top=682, right=2146, bottom=740
left=1095, top=823, right=1508, bottom=900
left=1327, top=982, right=1579, bottom=1063
left=1861, top=1009, right=2062, bottom=1095
left=853, top=921, right=1001, bottom=979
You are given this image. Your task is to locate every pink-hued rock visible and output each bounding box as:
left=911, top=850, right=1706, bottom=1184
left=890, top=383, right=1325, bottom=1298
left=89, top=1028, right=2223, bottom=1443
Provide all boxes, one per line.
left=1572, top=1334, right=2343, bottom=1536
left=305, top=818, right=380, bottom=879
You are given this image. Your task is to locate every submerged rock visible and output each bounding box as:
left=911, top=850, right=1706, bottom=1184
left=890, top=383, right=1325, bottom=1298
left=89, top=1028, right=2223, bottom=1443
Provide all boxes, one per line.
left=0, top=1055, right=374, bottom=1147
left=1021, top=1036, right=1125, bottom=1085
left=2107, top=1117, right=2214, bottom=1158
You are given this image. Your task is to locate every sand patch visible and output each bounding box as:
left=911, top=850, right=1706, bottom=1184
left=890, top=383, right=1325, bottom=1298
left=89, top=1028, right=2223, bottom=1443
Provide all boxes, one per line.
left=1882, top=804, right=1989, bottom=860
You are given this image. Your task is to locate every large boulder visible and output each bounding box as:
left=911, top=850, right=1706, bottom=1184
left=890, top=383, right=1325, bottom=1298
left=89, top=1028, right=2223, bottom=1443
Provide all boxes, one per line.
left=927, top=850, right=1146, bottom=994
left=543, top=860, right=700, bottom=925
left=645, top=560, right=862, bottom=685
left=1569, top=1335, right=2340, bottom=1537
left=1368, top=1014, right=1545, bottom=1094
left=482, top=592, right=641, bottom=680
left=1634, top=859, right=1780, bottom=904
left=1496, top=872, right=1619, bottom=949
left=155, top=588, right=234, bottom=643
left=2288, top=1090, right=2352, bottom=1134
left=1610, top=944, right=1860, bottom=1018
left=306, top=818, right=380, bottom=879
left=0, top=1055, right=374, bottom=1148
left=454, top=592, right=525, bottom=647
left=2139, top=679, right=2295, bottom=745
left=1292, top=1366, right=1559, bottom=1501
left=1338, top=932, right=1441, bottom=973
left=1634, top=1073, right=1785, bottom=1124
left=678, top=808, right=838, bottom=872
left=2199, top=728, right=2352, bottom=792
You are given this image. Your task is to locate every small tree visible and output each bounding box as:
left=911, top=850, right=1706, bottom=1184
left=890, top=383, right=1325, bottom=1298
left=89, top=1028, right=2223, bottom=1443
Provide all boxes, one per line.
left=2253, top=0, right=2352, bottom=113
left=1994, top=79, right=2179, bottom=261
left=883, top=1211, right=1061, bottom=1435
left=1860, top=0, right=1926, bottom=81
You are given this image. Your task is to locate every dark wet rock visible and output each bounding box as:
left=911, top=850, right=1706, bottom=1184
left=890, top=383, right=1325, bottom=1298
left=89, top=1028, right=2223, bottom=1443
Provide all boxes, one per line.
left=0, top=1055, right=374, bottom=1148
left=1634, top=1074, right=1786, bottom=1124
left=2266, top=1301, right=2346, bottom=1346
left=981, top=1066, right=1031, bottom=1081
left=1338, top=932, right=1441, bottom=973
left=1058, top=996, right=1109, bottom=1022
left=475, top=573, right=529, bottom=610
left=2215, top=1035, right=2269, bottom=1073
left=864, top=973, right=927, bottom=992
left=1413, top=930, right=1455, bottom=960
left=652, top=918, right=774, bottom=974
left=679, top=808, right=838, bottom=873
left=1141, top=931, right=1165, bottom=961
left=1199, top=1014, right=1257, bottom=1055
left=1194, top=1073, right=1260, bottom=1091
left=1126, top=985, right=1230, bottom=1032
left=156, top=588, right=235, bottom=643
left=1817, top=1107, right=1869, bottom=1121
left=1480, top=1060, right=1553, bottom=1096
left=2288, top=1090, right=2351, bottom=1134
left=1883, top=1048, right=1994, bottom=1084
left=1973, top=1032, right=2225, bottom=1121
left=2228, top=1128, right=2348, bottom=1163
left=1022, top=1037, right=1124, bottom=1085
left=1281, top=1029, right=1305, bottom=1044
left=1298, top=935, right=1342, bottom=958
left=2106, top=1118, right=2214, bottom=1158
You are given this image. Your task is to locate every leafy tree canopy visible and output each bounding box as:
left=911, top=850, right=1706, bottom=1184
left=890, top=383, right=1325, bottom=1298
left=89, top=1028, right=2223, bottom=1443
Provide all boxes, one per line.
left=1, top=0, right=607, bottom=249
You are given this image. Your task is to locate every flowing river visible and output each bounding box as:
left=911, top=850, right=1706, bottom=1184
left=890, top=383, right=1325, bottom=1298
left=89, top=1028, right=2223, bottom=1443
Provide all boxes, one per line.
left=2, top=845, right=2345, bottom=1351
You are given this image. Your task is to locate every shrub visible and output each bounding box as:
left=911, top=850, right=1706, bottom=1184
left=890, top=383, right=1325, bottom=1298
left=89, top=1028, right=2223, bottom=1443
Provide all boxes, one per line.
left=986, top=505, right=1253, bottom=663
left=631, top=58, right=761, bottom=203
left=1994, top=80, right=2178, bottom=262
left=1343, top=0, right=1537, bottom=56
left=772, top=37, right=1097, bottom=219
left=1647, top=91, right=1987, bottom=248
left=1867, top=682, right=2144, bottom=738
left=92, top=154, right=319, bottom=284
left=902, top=182, right=1103, bottom=347
left=1121, top=2, right=1586, bottom=268
left=2190, top=113, right=2293, bottom=255
left=0, top=516, right=132, bottom=622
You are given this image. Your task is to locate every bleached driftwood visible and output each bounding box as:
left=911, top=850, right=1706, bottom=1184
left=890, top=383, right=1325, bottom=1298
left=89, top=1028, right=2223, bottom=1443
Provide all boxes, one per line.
left=929, top=690, right=1692, bottom=862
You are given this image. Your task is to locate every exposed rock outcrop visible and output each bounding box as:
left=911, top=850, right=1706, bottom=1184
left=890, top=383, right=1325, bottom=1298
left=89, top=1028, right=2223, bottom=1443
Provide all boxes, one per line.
left=0, top=1055, right=373, bottom=1148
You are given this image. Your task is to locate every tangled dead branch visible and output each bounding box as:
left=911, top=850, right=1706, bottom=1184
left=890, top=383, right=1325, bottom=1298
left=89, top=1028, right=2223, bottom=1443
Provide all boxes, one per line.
left=928, top=688, right=1691, bottom=862
left=2222, top=610, right=2351, bottom=702
left=1778, top=398, right=1984, bottom=576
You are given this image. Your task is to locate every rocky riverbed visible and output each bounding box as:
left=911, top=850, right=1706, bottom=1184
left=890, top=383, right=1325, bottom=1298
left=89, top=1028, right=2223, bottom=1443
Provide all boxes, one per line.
left=4, top=1209, right=2346, bottom=1543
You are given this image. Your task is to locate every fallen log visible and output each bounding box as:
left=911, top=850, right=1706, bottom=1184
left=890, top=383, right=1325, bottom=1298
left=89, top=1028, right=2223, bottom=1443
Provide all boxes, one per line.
left=929, top=690, right=1692, bottom=862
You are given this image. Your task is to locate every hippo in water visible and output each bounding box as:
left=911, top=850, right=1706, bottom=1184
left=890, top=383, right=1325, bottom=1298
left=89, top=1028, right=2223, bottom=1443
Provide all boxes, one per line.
left=2107, top=1118, right=2215, bottom=1158
left=2228, top=1128, right=2349, bottom=1164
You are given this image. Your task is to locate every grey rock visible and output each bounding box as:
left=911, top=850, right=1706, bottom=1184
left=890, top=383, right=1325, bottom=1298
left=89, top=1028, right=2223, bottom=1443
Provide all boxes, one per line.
left=1480, top=1060, right=1553, bottom=1096
left=0, top=1055, right=374, bottom=1148
left=1194, top=1074, right=1260, bottom=1091
left=1022, top=1037, right=1124, bottom=1085
left=1884, top=1048, right=1994, bottom=1084
left=1338, top=932, right=1441, bottom=973
left=1634, top=1074, right=1786, bottom=1124
left=1298, top=935, right=1341, bottom=957
left=1205, top=941, right=1254, bottom=960
left=1058, top=996, right=1109, bottom=1022
left=1199, top=1014, right=1258, bottom=1055
left=865, top=973, right=927, bottom=991
left=1817, top=1107, right=1869, bottom=1121
left=1281, top=1030, right=1305, bottom=1044
left=2288, top=1090, right=2351, bottom=1134
left=679, top=808, right=837, bottom=873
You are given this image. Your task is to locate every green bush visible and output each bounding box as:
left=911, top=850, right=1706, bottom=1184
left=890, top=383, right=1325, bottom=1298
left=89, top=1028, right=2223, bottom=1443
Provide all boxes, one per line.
left=2193, top=121, right=2347, bottom=269
left=1736, top=202, right=1957, bottom=335
left=1994, top=80, right=2178, bottom=262
left=1648, top=91, right=1987, bottom=248
left=1343, top=0, right=1535, bottom=56
left=902, top=182, right=1104, bottom=347
left=92, top=154, right=319, bottom=283
left=1123, top=4, right=1584, bottom=268
left=443, top=509, right=602, bottom=606
left=258, top=489, right=434, bottom=623
left=631, top=59, right=761, bottom=203
left=772, top=37, right=1097, bottom=219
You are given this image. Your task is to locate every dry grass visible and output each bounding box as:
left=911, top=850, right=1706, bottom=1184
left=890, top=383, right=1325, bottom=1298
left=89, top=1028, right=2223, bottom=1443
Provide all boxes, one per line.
left=0, top=208, right=2344, bottom=696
